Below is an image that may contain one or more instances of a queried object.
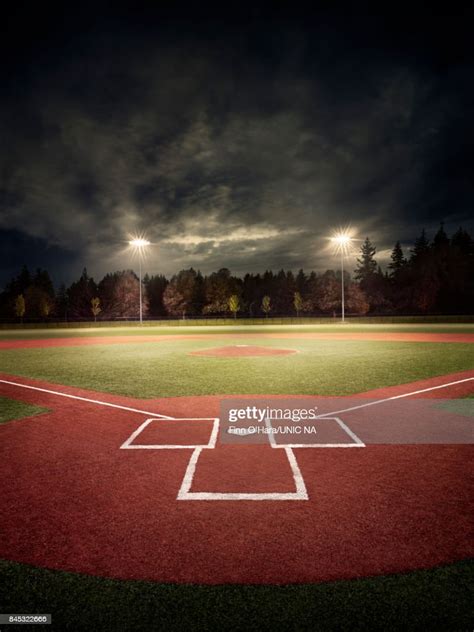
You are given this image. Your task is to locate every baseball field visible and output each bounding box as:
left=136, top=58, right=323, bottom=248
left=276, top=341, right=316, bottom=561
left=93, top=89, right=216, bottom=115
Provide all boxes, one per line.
left=1, top=322, right=473, bottom=630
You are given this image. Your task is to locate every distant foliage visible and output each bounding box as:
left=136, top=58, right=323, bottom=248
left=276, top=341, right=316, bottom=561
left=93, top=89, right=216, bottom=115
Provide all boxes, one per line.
left=14, top=294, right=25, bottom=321
left=228, top=294, right=240, bottom=318
left=261, top=295, right=272, bottom=317
left=1, top=224, right=473, bottom=320
left=90, top=297, right=101, bottom=321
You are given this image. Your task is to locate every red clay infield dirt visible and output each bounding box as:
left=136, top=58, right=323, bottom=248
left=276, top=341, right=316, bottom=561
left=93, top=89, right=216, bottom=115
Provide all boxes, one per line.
left=0, top=331, right=473, bottom=349
left=190, top=345, right=298, bottom=357
left=0, top=369, right=473, bottom=584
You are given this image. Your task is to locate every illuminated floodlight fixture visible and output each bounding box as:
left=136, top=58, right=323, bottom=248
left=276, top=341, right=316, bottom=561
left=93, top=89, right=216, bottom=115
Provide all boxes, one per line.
left=329, top=228, right=357, bottom=323
left=330, top=231, right=354, bottom=255
left=127, top=235, right=151, bottom=324
left=129, top=237, right=151, bottom=249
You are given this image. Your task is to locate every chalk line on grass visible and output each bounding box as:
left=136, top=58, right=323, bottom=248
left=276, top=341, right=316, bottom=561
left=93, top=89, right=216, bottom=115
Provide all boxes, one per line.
left=316, top=377, right=474, bottom=419
left=0, top=378, right=175, bottom=419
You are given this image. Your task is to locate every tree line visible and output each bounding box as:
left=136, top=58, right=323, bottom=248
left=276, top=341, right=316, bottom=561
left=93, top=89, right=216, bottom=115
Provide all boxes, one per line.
left=1, top=225, right=473, bottom=321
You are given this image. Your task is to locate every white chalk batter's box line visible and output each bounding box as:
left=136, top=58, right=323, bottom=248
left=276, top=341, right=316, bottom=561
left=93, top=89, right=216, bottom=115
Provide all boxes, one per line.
left=120, top=417, right=220, bottom=449
left=264, top=416, right=365, bottom=448
left=119, top=415, right=365, bottom=501
left=2, top=375, right=472, bottom=501
left=119, top=415, right=365, bottom=450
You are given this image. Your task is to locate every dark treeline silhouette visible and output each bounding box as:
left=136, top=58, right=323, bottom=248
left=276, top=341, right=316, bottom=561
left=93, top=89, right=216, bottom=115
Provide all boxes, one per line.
left=1, top=225, right=473, bottom=321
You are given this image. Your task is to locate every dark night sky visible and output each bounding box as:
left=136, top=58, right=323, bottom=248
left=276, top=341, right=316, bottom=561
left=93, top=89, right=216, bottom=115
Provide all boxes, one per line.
left=1, top=3, right=473, bottom=287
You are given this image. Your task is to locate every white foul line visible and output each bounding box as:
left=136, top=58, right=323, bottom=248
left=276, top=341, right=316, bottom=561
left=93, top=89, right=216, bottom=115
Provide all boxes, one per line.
left=316, top=377, right=474, bottom=419
left=0, top=378, right=175, bottom=419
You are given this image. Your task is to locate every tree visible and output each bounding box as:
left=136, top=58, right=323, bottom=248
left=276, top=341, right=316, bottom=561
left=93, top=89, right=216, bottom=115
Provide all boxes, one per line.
left=408, top=230, right=439, bottom=314
left=261, top=295, right=271, bottom=317
left=204, top=269, right=238, bottom=314
left=144, top=274, right=168, bottom=317
left=56, top=284, right=69, bottom=322
left=354, top=237, right=377, bottom=286
left=163, top=269, right=203, bottom=318
left=228, top=294, right=240, bottom=319
left=410, top=229, right=430, bottom=265
left=91, top=297, right=101, bottom=321
left=293, top=292, right=304, bottom=317
left=311, top=270, right=340, bottom=313
left=346, top=284, right=369, bottom=315
left=295, top=269, right=308, bottom=294
left=39, top=294, right=53, bottom=319
left=98, top=270, right=147, bottom=319
left=388, top=241, right=406, bottom=279
left=68, top=268, right=98, bottom=319
left=33, top=268, right=55, bottom=298
left=15, top=294, right=25, bottom=322
left=24, top=286, right=53, bottom=319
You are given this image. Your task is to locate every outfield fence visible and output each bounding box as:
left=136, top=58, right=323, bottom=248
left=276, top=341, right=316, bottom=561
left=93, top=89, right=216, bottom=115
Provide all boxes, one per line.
left=1, top=314, right=474, bottom=329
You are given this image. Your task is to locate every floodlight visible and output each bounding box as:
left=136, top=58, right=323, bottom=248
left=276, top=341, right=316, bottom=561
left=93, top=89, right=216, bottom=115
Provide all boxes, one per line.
left=129, top=238, right=151, bottom=248
left=128, top=235, right=151, bottom=324
left=329, top=229, right=356, bottom=322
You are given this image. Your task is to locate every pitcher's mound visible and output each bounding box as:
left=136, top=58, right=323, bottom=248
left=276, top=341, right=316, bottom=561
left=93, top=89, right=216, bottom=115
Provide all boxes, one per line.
left=190, top=345, right=297, bottom=357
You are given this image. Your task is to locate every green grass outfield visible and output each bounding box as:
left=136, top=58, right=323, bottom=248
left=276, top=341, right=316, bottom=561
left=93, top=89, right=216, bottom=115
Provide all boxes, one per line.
left=1, top=322, right=474, bottom=339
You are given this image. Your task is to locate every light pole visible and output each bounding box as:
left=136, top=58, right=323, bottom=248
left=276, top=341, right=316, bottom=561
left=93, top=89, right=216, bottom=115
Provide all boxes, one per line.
left=330, top=232, right=353, bottom=323
left=128, top=238, right=150, bottom=324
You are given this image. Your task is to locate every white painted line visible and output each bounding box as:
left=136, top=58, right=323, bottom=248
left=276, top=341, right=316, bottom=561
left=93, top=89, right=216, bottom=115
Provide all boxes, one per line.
left=120, top=417, right=220, bottom=450
left=335, top=417, right=366, bottom=446
left=265, top=416, right=366, bottom=449
left=277, top=443, right=365, bottom=448
left=317, top=377, right=474, bottom=419
left=177, top=447, right=203, bottom=499
left=120, top=418, right=154, bottom=448
left=0, top=379, right=176, bottom=419
left=208, top=418, right=220, bottom=449
left=176, top=445, right=308, bottom=501
left=285, top=447, right=309, bottom=498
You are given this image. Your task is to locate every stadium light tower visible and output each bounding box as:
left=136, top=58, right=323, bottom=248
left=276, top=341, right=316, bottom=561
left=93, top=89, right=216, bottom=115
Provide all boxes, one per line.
left=330, top=231, right=353, bottom=323
left=128, top=237, right=151, bottom=324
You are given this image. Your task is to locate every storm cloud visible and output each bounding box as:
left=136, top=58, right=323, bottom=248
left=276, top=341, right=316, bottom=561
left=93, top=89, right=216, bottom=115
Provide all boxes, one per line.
left=1, top=6, right=473, bottom=285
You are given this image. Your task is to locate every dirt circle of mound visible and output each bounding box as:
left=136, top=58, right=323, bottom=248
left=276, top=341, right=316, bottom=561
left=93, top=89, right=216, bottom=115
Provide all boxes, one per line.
left=190, top=345, right=298, bottom=357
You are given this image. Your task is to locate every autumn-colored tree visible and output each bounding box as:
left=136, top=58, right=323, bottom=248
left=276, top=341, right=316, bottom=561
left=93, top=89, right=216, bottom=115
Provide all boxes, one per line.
left=310, top=270, right=340, bottom=313
left=163, top=269, right=204, bottom=318
left=346, top=284, right=369, bottom=315
left=98, top=270, right=147, bottom=319
left=15, top=294, right=25, bottom=322
left=293, top=291, right=304, bottom=317
left=91, top=297, right=101, bottom=321
left=39, top=294, right=53, bottom=319
left=24, top=286, right=54, bottom=319
left=261, top=295, right=271, bottom=317
left=228, top=294, right=240, bottom=319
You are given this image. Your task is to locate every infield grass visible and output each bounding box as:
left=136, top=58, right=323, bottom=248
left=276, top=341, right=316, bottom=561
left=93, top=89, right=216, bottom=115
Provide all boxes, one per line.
left=0, top=339, right=472, bottom=398
left=0, top=397, right=48, bottom=424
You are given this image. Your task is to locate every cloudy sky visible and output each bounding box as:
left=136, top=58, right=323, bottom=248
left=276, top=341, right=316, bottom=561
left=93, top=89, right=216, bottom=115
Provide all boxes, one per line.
left=1, top=4, right=473, bottom=286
